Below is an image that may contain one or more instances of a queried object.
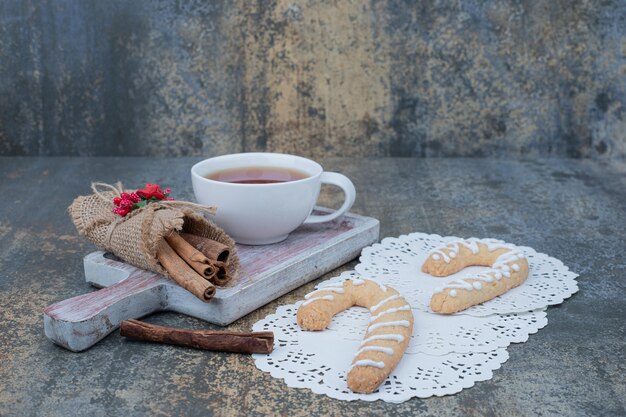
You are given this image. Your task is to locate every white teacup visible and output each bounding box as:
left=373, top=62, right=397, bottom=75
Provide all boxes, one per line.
left=191, top=153, right=356, bottom=245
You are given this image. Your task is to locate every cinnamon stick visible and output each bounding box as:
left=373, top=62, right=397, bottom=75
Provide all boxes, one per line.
left=120, top=319, right=274, bottom=354
left=210, top=260, right=230, bottom=286
left=156, top=240, right=216, bottom=301
left=164, top=233, right=217, bottom=280
left=180, top=233, right=230, bottom=263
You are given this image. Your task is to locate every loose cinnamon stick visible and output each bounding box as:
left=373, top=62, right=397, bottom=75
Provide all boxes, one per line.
left=120, top=319, right=274, bottom=354
left=156, top=240, right=216, bottom=301
left=180, top=233, right=230, bottom=263
left=164, top=233, right=217, bottom=280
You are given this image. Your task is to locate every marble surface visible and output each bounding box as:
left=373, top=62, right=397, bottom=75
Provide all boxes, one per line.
left=0, top=156, right=624, bottom=416
left=1, top=1, right=626, bottom=159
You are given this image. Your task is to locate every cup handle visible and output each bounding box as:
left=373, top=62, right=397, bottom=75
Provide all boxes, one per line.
left=303, top=172, right=356, bottom=224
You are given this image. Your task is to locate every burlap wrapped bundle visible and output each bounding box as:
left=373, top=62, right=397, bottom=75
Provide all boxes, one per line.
left=69, top=183, right=239, bottom=277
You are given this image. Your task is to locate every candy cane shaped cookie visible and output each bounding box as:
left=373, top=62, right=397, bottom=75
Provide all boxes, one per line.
left=297, top=278, right=413, bottom=393
left=422, top=238, right=529, bottom=314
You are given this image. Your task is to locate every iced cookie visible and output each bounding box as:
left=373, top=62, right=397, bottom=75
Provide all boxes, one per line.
left=297, top=278, right=413, bottom=394
left=422, top=238, right=529, bottom=314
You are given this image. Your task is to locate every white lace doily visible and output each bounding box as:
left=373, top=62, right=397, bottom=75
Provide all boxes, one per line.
left=252, top=233, right=578, bottom=402
left=253, top=303, right=511, bottom=402
left=355, top=233, right=579, bottom=316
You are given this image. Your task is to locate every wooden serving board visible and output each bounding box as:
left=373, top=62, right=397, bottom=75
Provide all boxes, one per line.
left=43, top=210, right=379, bottom=352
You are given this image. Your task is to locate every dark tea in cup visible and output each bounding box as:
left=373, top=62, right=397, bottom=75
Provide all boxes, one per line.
left=206, top=167, right=309, bottom=184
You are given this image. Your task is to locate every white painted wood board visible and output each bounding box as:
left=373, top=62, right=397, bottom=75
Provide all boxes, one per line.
left=43, top=211, right=379, bottom=352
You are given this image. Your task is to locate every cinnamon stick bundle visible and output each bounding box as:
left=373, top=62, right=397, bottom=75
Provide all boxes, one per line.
left=180, top=233, right=230, bottom=263
left=180, top=233, right=233, bottom=286
left=120, top=320, right=274, bottom=354
left=164, top=233, right=217, bottom=280
left=156, top=240, right=216, bottom=301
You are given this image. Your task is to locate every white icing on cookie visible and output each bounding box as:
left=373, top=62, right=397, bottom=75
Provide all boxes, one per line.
left=493, top=250, right=524, bottom=269
left=367, top=320, right=411, bottom=333
left=304, top=288, right=345, bottom=299
left=350, top=359, right=385, bottom=370
left=361, top=334, right=405, bottom=344
left=354, top=346, right=394, bottom=357
left=301, top=295, right=334, bottom=306
left=370, top=294, right=402, bottom=312
left=369, top=305, right=411, bottom=323
left=431, top=251, right=450, bottom=263
left=428, top=237, right=518, bottom=264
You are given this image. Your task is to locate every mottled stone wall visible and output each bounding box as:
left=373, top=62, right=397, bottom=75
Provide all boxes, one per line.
left=1, top=0, right=625, bottom=158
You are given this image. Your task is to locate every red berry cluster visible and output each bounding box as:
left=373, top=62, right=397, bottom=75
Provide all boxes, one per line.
left=112, top=184, right=173, bottom=216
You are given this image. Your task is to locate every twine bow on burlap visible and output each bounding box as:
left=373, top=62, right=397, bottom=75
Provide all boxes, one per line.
left=90, top=181, right=218, bottom=217
left=68, top=182, right=238, bottom=277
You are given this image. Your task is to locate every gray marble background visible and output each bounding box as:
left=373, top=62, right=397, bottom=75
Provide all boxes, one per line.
left=1, top=0, right=625, bottom=159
